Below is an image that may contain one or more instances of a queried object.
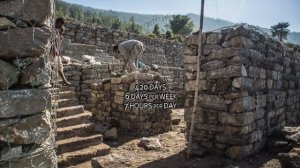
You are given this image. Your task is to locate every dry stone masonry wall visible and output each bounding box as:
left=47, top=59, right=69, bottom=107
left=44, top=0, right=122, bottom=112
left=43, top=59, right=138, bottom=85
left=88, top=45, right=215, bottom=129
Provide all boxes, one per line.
left=63, top=62, right=185, bottom=110
left=63, top=20, right=183, bottom=67
left=0, top=0, right=56, bottom=167
left=90, top=72, right=175, bottom=136
left=184, top=25, right=300, bottom=160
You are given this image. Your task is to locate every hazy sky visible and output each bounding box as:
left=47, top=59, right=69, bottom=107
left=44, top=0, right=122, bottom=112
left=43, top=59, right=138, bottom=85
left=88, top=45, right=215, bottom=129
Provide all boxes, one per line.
left=63, top=0, right=300, bottom=32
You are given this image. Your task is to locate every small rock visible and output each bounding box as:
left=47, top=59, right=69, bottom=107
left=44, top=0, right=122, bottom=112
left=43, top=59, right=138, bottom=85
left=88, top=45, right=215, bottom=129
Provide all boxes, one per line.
left=139, top=137, right=162, bottom=150
left=91, top=154, right=127, bottom=168
left=104, top=127, right=118, bottom=140
left=151, top=64, right=159, bottom=71
left=62, top=56, right=71, bottom=64
left=278, top=147, right=300, bottom=168
left=282, top=127, right=300, bottom=143
left=82, top=55, right=96, bottom=64
left=0, top=17, right=16, bottom=30
left=95, top=124, right=109, bottom=133
left=286, top=132, right=300, bottom=144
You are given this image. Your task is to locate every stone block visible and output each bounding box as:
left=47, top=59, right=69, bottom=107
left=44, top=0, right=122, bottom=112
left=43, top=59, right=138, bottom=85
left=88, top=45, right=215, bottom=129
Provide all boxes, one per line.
left=0, top=113, right=51, bottom=144
left=20, top=57, right=50, bottom=87
left=0, top=0, right=53, bottom=26
left=103, top=127, right=118, bottom=140
left=229, top=97, right=256, bottom=113
left=224, top=92, right=248, bottom=99
left=249, top=130, right=263, bottom=143
left=205, top=48, right=245, bottom=61
left=0, top=59, right=20, bottom=90
left=207, top=65, right=247, bottom=80
left=227, top=125, right=254, bottom=138
left=230, top=36, right=254, bottom=48
left=0, top=17, right=16, bottom=30
left=185, top=80, right=207, bottom=92
left=218, top=112, right=255, bottom=126
left=2, top=143, right=56, bottom=168
left=203, top=45, right=222, bottom=55
left=114, top=96, right=124, bottom=105
left=198, top=94, right=231, bottom=111
left=0, top=89, right=51, bottom=118
left=202, top=60, right=226, bottom=71
left=206, top=32, right=222, bottom=44
left=232, top=77, right=253, bottom=90
left=111, top=77, right=122, bottom=84
left=248, top=67, right=260, bottom=78
left=216, top=134, right=251, bottom=145
left=91, top=154, right=127, bottom=168
left=0, top=27, right=51, bottom=58
left=0, top=146, right=22, bottom=161
left=184, top=55, right=198, bottom=64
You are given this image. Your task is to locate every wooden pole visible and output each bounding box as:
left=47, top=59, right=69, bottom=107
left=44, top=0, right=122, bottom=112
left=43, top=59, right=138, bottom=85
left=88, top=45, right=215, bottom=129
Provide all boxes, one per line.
left=186, top=0, right=205, bottom=159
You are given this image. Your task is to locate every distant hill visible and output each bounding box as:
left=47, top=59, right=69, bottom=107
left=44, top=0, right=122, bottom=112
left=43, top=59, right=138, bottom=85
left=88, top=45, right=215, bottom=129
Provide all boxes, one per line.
left=58, top=0, right=300, bottom=44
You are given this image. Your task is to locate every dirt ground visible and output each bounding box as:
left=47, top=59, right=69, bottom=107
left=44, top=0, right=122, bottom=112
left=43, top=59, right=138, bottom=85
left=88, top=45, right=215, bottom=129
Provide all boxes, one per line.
left=71, top=109, right=283, bottom=168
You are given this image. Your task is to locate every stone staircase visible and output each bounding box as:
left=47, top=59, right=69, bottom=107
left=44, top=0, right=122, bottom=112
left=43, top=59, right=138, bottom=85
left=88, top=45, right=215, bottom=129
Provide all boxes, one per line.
left=54, top=85, right=110, bottom=167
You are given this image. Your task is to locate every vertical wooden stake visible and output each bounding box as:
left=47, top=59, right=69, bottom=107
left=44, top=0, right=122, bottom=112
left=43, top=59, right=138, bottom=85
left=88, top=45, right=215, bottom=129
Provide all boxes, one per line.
left=186, top=0, right=205, bottom=159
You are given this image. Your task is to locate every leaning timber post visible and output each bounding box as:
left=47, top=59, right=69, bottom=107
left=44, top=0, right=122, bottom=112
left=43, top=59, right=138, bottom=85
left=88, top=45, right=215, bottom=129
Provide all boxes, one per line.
left=187, top=0, right=205, bottom=159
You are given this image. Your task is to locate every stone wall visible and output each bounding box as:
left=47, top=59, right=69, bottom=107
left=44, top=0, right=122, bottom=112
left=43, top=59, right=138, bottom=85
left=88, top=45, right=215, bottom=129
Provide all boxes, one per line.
left=184, top=25, right=300, bottom=160
left=90, top=72, right=175, bottom=136
left=0, top=0, right=56, bottom=167
left=63, top=62, right=185, bottom=110
left=62, top=20, right=183, bottom=67
left=80, top=63, right=124, bottom=109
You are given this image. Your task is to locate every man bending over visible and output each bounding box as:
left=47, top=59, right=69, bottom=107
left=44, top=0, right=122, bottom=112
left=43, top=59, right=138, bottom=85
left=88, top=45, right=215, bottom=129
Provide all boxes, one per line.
left=113, top=39, right=145, bottom=73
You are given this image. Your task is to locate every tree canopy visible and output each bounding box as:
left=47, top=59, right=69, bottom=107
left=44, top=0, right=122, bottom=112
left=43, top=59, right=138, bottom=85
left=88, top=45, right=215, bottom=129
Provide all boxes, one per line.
left=55, top=0, right=142, bottom=34
left=169, top=15, right=195, bottom=36
left=153, top=24, right=160, bottom=37
left=271, top=22, right=290, bottom=42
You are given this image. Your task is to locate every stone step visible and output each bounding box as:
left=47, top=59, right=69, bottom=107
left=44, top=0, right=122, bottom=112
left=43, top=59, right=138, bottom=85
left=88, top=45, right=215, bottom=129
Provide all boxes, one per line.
left=58, top=143, right=110, bottom=167
left=56, top=134, right=103, bottom=155
left=59, top=91, right=78, bottom=99
left=59, top=86, right=77, bottom=92
left=56, top=112, right=92, bottom=127
left=57, top=98, right=79, bottom=108
left=56, top=123, right=95, bottom=140
left=56, top=105, right=84, bottom=118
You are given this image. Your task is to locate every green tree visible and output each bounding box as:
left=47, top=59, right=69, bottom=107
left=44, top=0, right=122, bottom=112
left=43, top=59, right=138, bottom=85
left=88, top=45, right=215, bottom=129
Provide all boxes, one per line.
left=170, top=15, right=195, bottom=36
left=271, top=22, right=290, bottom=42
left=166, top=30, right=172, bottom=39
left=111, top=19, right=122, bottom=30
left=152, top=24, right=160, bottom=37
left=126, top=16, right=142, bottom=34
